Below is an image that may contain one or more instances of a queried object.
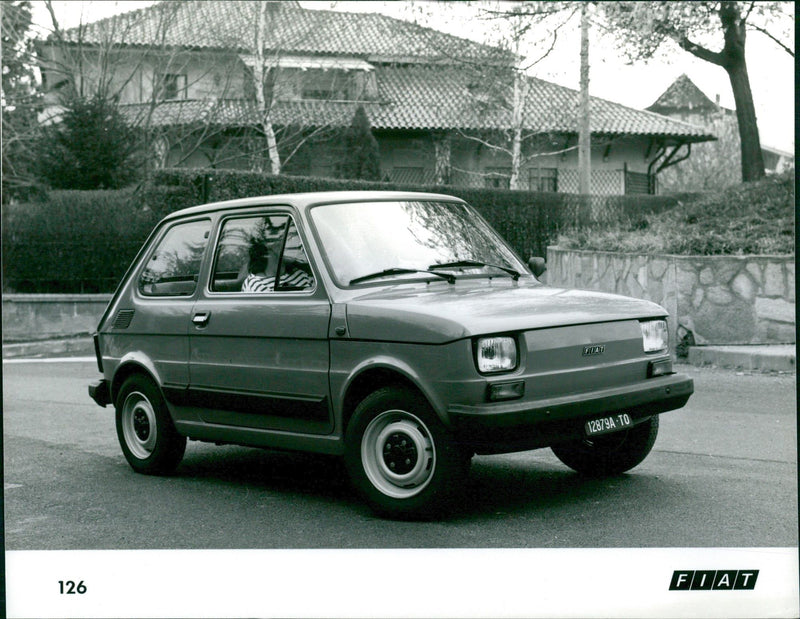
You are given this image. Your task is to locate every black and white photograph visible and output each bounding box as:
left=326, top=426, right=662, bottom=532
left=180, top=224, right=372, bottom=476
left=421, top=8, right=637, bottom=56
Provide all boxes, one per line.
left=2, top=1, right=796, bottom=617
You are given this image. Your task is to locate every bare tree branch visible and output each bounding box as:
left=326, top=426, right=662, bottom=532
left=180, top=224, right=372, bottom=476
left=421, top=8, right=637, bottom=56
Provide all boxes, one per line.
left=748, top=22, right=794, bottom=57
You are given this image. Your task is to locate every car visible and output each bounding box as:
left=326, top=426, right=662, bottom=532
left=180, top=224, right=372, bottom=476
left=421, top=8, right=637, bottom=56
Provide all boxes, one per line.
left=88, top=190, right=693, bottom=518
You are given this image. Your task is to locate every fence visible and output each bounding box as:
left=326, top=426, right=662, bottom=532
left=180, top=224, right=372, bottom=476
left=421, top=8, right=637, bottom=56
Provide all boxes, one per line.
left=446, top=167, right=655, bottom=197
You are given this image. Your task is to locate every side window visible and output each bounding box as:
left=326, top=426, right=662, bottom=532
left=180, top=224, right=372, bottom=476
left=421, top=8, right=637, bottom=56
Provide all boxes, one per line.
left=210, top=214, right=315, bottom=294
left=139, top=219, right=211, bottom=296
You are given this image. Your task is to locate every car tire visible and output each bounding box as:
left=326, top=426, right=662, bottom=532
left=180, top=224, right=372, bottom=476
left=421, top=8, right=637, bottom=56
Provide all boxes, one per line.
left=115, top=374, right=186, bottom=475
left=551, top=415, right=659, bottom=477
left=344, top=386, right=467, bottom=519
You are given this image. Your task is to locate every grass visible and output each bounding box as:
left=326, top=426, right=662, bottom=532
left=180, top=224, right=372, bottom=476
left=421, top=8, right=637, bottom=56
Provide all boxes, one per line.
left=557, top=171, right=795, bottom=255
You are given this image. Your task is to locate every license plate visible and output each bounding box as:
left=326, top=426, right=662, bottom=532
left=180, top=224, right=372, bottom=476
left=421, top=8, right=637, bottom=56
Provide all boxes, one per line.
left=584, top=413, right=633, bottom=437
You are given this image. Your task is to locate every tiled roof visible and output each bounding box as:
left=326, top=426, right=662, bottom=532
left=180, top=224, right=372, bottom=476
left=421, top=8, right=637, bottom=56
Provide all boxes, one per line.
left=373, top=65, right=713, bottom=138
left=120, top=64, right=714, bottom=143
left=647, top=74, right=720, bottom=114
left=53, top=0, right=507, bottom=62
left=73, top=2, right=711, bottom=142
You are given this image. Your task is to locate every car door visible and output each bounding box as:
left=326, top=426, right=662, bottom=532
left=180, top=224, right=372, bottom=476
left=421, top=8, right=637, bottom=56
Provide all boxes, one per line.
left=111, top=217, right=212, bottom=399
left=186, top=208, right=333, bottom=435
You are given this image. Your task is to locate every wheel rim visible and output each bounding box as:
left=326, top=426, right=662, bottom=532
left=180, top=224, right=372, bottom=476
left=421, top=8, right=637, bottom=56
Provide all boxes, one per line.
left=361, top=409, right=436, bottom=499
left=121, top=390, right=157, bottom=460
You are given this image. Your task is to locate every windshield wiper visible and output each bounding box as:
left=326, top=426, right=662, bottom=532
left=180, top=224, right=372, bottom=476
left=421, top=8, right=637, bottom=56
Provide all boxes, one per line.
left=349, top=267, right=456, bottom=286
left=428, top=260, right=521, bottom=281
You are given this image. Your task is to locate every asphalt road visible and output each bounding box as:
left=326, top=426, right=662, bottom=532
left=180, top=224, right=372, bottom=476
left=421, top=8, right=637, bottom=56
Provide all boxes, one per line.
left=3, top=358, right=797, bottom=550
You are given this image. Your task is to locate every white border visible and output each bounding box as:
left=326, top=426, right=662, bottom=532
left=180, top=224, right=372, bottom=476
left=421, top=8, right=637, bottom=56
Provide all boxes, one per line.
left=5, top=547, right=799, bottom=618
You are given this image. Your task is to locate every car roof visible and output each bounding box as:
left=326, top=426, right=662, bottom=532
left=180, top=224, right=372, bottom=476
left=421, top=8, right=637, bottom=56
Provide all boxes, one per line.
left=162, top=190, right=467, bottom=221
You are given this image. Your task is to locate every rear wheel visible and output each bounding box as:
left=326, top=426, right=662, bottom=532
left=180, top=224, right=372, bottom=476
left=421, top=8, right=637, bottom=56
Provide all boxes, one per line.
left=116, top=374, right=186, bottom=475
left=551, top=415, right=659, bottom=476
left=344, top=386, right=467, bottom=519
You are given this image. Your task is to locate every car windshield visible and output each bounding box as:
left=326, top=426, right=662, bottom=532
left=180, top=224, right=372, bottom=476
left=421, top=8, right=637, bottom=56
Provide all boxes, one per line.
left=310, top=200, right=526, bottom=287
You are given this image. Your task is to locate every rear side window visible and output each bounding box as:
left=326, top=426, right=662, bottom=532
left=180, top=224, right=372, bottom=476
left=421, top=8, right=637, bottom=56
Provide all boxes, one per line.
left=138, top=219, right=211, bottom=296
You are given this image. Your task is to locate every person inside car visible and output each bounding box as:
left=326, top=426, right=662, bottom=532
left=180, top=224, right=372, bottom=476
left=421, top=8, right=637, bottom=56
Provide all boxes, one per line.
left=241, top=241, right=313, bottom=293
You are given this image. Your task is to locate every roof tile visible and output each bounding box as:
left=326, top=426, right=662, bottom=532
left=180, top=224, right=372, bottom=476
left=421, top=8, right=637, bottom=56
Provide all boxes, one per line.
left=69, top=2, right=712, bottom=141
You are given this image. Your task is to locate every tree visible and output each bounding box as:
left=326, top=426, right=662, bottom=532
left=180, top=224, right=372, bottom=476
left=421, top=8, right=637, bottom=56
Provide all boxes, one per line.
left=36, top=1, right=248, bottom=175
left=213, top=1, right=366, bottom=176
left=338, top=105, right=381, bottom=181
left=600, top=1, right=794, bottom=183
left=406, top=1, right=579, bottom=190
left=658, top=111, right=741, bottom=192
left=250, top=0, right=282, bottom=174
left=2, top=1, right=42, bottom=202
left=34, top=94, right=137, bottom=189
left=577, top=2, right=591, bottom=194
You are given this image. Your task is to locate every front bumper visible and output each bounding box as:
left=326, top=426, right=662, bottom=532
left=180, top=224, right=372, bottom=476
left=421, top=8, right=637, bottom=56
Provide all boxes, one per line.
left=449, top=373, right=693, bottom=453
left=89, top=379, right=112, bottom=407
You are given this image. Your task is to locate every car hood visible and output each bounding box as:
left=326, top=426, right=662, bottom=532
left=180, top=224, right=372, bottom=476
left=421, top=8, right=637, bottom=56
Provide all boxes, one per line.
left=345, top=280, right=667, bottom=343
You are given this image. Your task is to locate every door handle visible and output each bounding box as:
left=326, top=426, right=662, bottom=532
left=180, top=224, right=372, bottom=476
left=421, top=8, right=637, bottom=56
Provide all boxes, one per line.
left=192, top=312, right=210, bottom=327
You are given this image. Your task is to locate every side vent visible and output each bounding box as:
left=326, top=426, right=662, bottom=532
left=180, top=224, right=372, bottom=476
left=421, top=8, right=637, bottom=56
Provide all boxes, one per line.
left=112, top=309, right=135, bottom=329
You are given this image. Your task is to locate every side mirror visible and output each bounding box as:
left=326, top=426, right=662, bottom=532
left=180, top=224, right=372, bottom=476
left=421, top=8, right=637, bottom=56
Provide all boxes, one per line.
left=528, top=256, right=547, bottom=278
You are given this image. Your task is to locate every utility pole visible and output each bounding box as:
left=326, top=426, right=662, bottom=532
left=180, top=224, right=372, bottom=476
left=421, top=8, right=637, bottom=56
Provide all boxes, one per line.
left=578, top=2, right=591, bottom=194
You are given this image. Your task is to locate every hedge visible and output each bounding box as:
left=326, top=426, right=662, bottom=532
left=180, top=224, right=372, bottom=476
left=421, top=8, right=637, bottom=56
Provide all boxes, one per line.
left=3, top=168, right=687, bottom=293
left=152, top=167, right=685, bottom=256
left=2, top=190, right=149, bottom=293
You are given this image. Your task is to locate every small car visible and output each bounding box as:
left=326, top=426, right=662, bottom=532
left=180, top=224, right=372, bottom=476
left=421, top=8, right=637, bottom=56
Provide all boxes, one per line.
left=88, top=191, right=693, bottom=518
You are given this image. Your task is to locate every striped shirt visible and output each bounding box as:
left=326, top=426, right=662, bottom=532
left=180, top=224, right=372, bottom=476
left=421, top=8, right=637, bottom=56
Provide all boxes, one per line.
left=241, top=269, right=314, bottom=293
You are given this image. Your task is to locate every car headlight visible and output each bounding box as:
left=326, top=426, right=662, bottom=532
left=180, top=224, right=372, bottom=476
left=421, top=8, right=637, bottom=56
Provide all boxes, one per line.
left=641, top=319, right=668, bottom=353
left=476, top=336, right=518, bottom=373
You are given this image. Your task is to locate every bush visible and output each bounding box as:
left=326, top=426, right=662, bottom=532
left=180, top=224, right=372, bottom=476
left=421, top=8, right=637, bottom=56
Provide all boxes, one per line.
left=34, top=96, right=138, bottom=190
left=153, top=168, right=567, bottom=258
left=2, top=189, right=154, bottom=292
left=338, top=105, right=382, bottom=181
left=557, top=173, right=795, bottom=255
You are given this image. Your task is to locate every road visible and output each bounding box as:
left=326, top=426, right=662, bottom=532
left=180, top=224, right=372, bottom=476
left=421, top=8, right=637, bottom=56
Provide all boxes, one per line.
left=3, top=358, right=797, bottom=550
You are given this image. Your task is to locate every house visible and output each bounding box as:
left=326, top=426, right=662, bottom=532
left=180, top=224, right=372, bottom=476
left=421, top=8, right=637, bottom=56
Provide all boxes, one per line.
left=648, top=74, right=793, bottom=176
left=36, top=1, right=715, bottom=195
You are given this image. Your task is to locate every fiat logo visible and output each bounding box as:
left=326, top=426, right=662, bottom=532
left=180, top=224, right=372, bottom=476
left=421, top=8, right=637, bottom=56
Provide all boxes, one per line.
left=582, top=345, right=605, bottom=356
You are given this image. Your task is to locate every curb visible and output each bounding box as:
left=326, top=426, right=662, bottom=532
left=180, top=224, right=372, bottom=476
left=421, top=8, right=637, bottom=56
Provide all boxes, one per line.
left=2, top=336, right=95, bottom=359
left=687, top=345, right=796, bottom=373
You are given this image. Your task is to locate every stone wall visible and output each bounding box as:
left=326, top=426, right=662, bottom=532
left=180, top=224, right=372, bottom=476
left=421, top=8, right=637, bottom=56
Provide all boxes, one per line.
left=2, top=294, right=112, bottom=342
left=546, top=247, right=795, bottom=347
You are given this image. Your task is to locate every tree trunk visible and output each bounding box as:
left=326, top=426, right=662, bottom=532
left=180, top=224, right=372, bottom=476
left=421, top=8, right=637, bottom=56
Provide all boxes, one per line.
left=433, top=133, right=451, bottom=185
left=578, top=2, right=591, bottom=194
left=718, top=1, right=764, bottom=182
left=254, top=2, right=281, bottom=175
left=509, top=68, right=523, bottom=190
left=726, top=59, right=764, bottom=182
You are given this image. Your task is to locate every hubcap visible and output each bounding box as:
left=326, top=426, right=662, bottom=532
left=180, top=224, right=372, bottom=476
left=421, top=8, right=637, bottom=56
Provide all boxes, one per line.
left=361, top=409, right=435, bottom=499
left=383, top=432, right=418, bottom=475
left=133, top=410, right=151, bottom=441
left=121, top=391, right=157, bottom=460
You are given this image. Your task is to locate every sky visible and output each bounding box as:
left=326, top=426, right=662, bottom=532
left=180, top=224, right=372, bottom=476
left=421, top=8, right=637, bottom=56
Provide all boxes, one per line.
left=30, top=0, right=795, bottom=152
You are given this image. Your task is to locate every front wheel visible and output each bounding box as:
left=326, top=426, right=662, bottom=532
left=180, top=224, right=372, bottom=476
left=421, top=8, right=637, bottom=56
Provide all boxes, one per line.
left=344, top=386, right=467, bottom=519
left=115, top=374, right=186, bottom=475
left=551, top=415, right=659, bottom=477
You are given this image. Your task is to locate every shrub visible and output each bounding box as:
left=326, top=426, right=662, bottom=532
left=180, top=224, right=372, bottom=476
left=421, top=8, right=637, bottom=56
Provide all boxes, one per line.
left=557, top=173, right=795, bottom=255
left=2, top=189, right=154, bottom=292
left=152, top=168, right=565, bottom=257
left=34, top=95, right=139, bottom=190
left=338, top=105, right=382, bottom=181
